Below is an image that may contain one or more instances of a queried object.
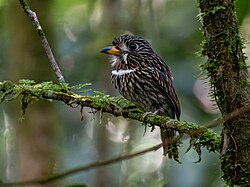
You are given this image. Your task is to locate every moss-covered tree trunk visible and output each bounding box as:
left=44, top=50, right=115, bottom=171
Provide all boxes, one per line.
left=198, top=0, right=250, bottom=186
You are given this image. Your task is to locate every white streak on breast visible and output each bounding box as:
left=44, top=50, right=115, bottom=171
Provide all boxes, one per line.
left=111, top=56, right=117, bottom=66
left=112, top=69, right=136, bottom=76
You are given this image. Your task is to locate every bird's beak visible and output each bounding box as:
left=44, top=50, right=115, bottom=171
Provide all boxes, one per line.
left=100, top=46, right=121, bottom=56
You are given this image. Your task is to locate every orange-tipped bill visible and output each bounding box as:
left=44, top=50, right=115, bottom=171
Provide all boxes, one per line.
left=100, top=46, right=121, bottom=56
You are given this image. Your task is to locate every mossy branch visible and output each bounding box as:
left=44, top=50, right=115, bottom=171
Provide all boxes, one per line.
left=1, top=79, right=247, bottom=155
left=1, top=79, right=250, bottom=160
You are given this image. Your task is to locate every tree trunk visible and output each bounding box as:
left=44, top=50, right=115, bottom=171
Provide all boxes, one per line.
left=198, top=0, right=250, bottom=186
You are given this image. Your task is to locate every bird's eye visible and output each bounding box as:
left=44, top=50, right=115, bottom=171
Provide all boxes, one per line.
left=128, top=43, right=138, bottom=50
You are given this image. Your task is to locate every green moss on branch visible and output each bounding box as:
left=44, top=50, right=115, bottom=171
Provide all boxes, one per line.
left=0, top=80, right=221, bottom=158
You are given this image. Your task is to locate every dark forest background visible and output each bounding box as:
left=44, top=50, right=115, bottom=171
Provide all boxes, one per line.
left=0, top=0, right=249, bottom=187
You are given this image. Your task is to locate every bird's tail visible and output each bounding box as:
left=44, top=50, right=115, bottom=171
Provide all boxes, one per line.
left=160, top=127, right=179, bottom=161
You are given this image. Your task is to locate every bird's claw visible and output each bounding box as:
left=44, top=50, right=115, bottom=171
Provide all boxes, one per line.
left=142, top=111, right=154, bottom=119
left=142, top=112, right=156, bottom=132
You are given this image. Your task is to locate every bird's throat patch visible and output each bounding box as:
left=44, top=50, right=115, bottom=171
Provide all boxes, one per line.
left=123, top=53, right=128, bottom=64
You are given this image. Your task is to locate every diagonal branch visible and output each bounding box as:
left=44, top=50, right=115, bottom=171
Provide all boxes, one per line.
left=0, top=80, right=217, bottom=132
left=18, top=0, right=65, bottom=84
left=0, top=143, right=162, bottom=187
left=1, top=80, right=249, bottom=150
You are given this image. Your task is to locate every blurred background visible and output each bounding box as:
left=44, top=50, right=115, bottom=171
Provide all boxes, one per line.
left=0, top=0, right=249, bottom=187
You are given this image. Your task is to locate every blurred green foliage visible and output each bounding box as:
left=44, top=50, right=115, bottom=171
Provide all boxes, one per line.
left=0, top=0, right=249, bottom=187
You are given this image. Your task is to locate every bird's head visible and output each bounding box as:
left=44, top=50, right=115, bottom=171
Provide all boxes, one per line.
left=100, top=34, right=154, bottom=67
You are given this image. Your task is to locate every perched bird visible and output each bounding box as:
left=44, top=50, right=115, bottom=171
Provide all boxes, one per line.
left=100, top=34, right=181, bottom=159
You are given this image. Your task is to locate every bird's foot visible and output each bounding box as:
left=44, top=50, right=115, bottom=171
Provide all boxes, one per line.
left=142, top=111, right=153, bottom=118
left=142, top=112, right=156, bottom=132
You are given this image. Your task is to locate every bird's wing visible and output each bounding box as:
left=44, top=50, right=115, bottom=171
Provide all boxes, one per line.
left=149, top=58, right=181, bottom=120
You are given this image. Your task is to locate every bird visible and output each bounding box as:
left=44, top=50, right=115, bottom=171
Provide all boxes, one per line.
left=100, top=34, right=181, bottom=160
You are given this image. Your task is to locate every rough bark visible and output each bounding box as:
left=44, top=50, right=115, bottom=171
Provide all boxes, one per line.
left=198, top=0, right=250, bottom=186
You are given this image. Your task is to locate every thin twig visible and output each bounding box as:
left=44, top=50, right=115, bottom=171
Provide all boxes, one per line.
left=18, top=0, right=65, bottom=84
left=204, top=104, right=250, bottom=128
left=0, top=143, right=162, bottom=187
